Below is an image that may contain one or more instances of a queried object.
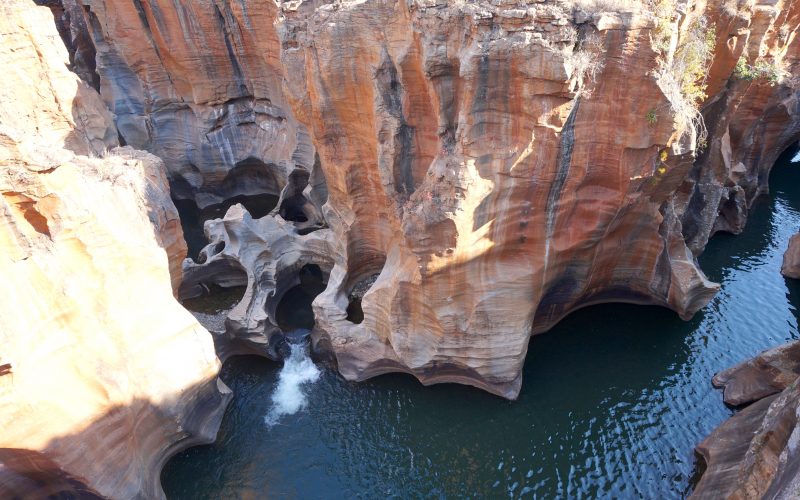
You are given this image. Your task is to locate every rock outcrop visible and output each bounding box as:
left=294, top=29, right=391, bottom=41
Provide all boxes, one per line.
left=782, top=233, right=800, bottom=278
left=51, top=0, right=321, bottom=213
left=693, top=341, right=800, bottom=499
left=4, top=0, right=800, bottom=494
left=712, top=341, right=800, bottom=406
left=54, top=0, right=800, bottom=399
left=0, top=1, right=230, bottom=498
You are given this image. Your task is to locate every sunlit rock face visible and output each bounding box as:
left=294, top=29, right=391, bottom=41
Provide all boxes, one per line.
left=0, top=1, right=229, bottom=497
left=55, top=0, right=800, bottom=398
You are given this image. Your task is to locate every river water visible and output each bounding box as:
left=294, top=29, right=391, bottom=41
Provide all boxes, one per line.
left=162, top=147, right=800, bottom=498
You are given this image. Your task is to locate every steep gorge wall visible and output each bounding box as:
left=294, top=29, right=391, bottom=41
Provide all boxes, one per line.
left=0, top=1, right=230, bottom=497
left=56, top=0, right=318, bottom=209
left=52, top=0, right=800, bottom=400
left=682, top=0, right=800, bottom=253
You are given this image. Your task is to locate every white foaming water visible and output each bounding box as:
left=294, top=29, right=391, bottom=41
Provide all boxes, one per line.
left=264, top=343, right=321, bottom=427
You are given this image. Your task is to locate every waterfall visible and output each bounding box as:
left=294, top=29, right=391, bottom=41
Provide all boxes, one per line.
left=264, top=342, right=320, bottom=427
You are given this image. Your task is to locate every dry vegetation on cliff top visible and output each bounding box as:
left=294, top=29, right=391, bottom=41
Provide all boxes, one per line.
left=567, top=0, right=645, bottom=11
left=567, top=0, right=715, bottom=147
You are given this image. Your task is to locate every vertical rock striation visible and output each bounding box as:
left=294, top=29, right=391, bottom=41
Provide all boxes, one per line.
left=55, top=0, right=800, bottom=399
left=58, top=0, right=323, bottom=212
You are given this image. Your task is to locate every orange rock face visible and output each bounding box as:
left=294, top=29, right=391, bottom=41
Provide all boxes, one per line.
left=62, top=0, right=800, bottom=399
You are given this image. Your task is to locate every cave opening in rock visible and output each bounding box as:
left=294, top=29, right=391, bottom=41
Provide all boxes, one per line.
left=346, top=297, right=364, bottom=324
left=275, top=264, right=327, bottom=331
left=181, top=283, right=247, bottom=315
left=171, top=157, right=285, bottom=261
left=279, top=194, right=309, bottom=223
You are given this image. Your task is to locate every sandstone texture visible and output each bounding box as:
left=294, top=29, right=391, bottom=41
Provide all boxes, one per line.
left=3, top=0, right=800, bottom=495
left=713, top=341, right=800, bottom=406
left=55, top=0, right=800, bottom=399
left=693, top=342, right=800, bottom=499
left=0, top=1, right=229, bottom=498
left=781, top=233, right=800, bottom=279
left=0, top=448, right=105, bottom=499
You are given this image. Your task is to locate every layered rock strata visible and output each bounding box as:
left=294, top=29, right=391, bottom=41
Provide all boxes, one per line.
left=0, top=1, right=230, bottom=497
left=693, top=341, right=800, bottom=499
left=52, top=0, right=323, bottom=214
left=60, top=0, right=800, bottom=398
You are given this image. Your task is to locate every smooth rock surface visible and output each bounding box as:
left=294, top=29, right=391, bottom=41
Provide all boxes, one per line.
left=713, top=341, right=800, bottom=406
left=781, top=233, right=800, bottom=279
left=0, top=1, right=230, bottom=497
left=693, top=379, right=800, bottom=499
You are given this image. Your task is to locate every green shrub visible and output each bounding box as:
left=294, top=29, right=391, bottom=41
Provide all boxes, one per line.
left=734, top=56, right=785, bottom=85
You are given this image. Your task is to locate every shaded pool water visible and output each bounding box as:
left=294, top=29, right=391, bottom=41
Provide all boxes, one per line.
left=162, top=147, right=800, bottom=498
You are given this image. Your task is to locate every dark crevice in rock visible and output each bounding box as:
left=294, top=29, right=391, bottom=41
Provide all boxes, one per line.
left=213, top=2, right=248, bottom=97
left=275, top=264, right=327, bottom=332
left=181, top=284, right=246, bottom=316
left=376, top=48, right=417, bottom=194
left=543, top=97, right=580, bottom=272
left=346, top=273, right=380, bottom=325
left=171, top=156, right=285, bottom=260
left=179, top=258, right=247, bottom=301
left=276, top=168, right=326, bottom=233
left=34, top=0, right=100, bottom=91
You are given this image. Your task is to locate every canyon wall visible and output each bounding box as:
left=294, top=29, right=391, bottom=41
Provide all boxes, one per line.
left=0, top=1, right=229, bottom=498
left=3, top=0, right=799, bottom=495
left=60, top=0, right=800, bottom=399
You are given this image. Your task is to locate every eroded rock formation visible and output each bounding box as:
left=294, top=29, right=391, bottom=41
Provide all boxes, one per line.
left=693, top=341, right=800, bottom=499
left=180, top=204, right=334, bottom=359
left=782, top=233, right=800, bottom=278
left=712, top=341, right=800, bottom=406
left=4, top=0, right=800, bottom=495
left=52, top=0, right=800, bottom=399
left=0, top=1, right=229, bottom=498
left=52, top=0, right=320, bottom=213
